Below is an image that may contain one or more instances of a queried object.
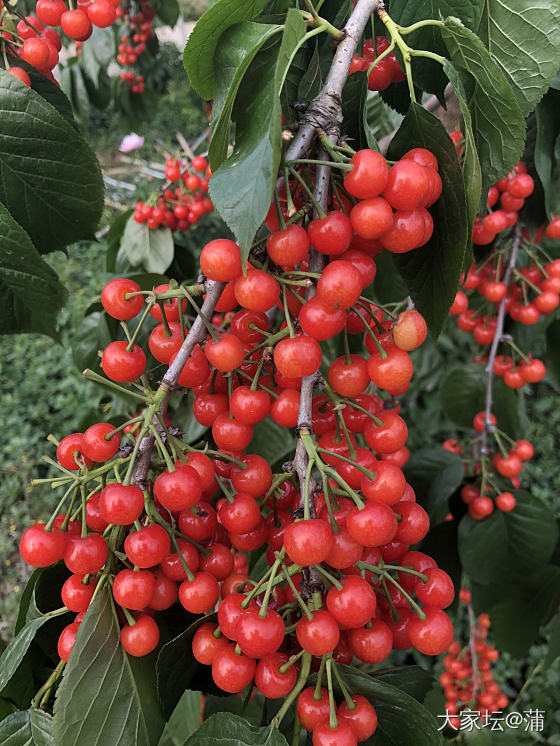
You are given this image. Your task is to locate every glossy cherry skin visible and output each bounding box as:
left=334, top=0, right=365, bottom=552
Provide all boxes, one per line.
left=337, top=695, right=378, bottom=741
left=81, top=422, right=121, bottom=463
left=200, top=239, right=242, bottom=281
left=347, top=501, right=398, bottom=547
left=160, top=538, right=200, bottom=581
left=61, top=574, right=97, bottom=612
left=219, top=493, right=261, bottom=534
left=148, top=571, right=178, bottom=611
left=229, top=386, right=271, bottom=424
left=192, top=622, right=229, bottom=665
left=212, top=413, right=254, bottom=451
left=326, top=575, right=376, bottom=628
left=328, top=354, right=370, bottom=397
left=64, top=534, right=108, bottom=574
left=316, top=260, right=363, bottom=310
left=299, top=296, right=347, bottom=340
left=296, top=609, right=340, bottom=655
left=124, top=524, right=170, bottom=568
left=308, top=211, right=353, bottom=256
left=236, top=608, right=285, bottom=658
left=408, top=607, right=454, bottom=655
left=100, top=483, right=144, bottom=525
left=57, top=433, right=92, bottom=471
left=283, top=519, right=333, bottom=566
left=101, top=341, right=146, bottom=382
left=212, top=644, right=256, bottom=693
left=154, top=466, right=202, bottom=512
left=58, top=622, right=80, bottom=662
left=101, top=278, right=143, bottom=320
left=344, top=149, right=389, bottom=199
left=267, top=224, right=310, bottom=266
left=113, top=569, right=156, bottom=610
left=415, top=567, right=455, bottom=608
left=348, top=620, right=393, bottom=663
left=178, top=571, right=220, bottom=614
left=120, top=614, right=160, bottom=657
left=234, top=268, right=280, bottom=312
left=297, top=687, right=331, bottom=732
left=20, top=524, right=67, bottom=567
left=273, top=335, right=322, bottom=378
left=255, top=652, right=298, bottom=698
left=312, top=720, right=357, bottom=746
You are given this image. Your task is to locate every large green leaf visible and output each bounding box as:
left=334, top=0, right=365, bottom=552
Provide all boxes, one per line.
left=387, top=103, right=468, bottom=338
left=250, top=418, right=294, bottom=469
left=0, top=72, right=103, bottom=253
left=334, top=666, right=444, bottom=746
left=388, top=0, right=484, bottom=97
left=341, top=71, right=368, bottom=150
left=440, top=363, right=518, bottom=436
left=157, top=0, right=180, bottom=27
left=209, top=11, right=306, bottom=265
left=534, top=90, right=560, bottom=220
left=157, top=690, right=202, bottom=746
left=0, top=709, right=52, bottom=746
left=183, top=0, right=267, bottom=99
left=53, top=589, right=164, bottom=746
left=373, top=666, right=435, bottom=703
left=118, top=216, right=174, bottom=274
left=209, top=21, right=282, bottom=169
left=80, top=27, right=115, bottom=88
left=442, top=17, right=525, bottom=200
left=185, top=713, right=288, bottom=746
left=478, top=0, right=560, bottom=116
left=403, top=448, right=464, bottom=517
left=458, top=490, right=558, bottom=584
left=0, top=203, right=68, bottom=338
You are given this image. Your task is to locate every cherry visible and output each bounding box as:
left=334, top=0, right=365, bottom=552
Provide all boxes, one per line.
left=193, top=392, right=229, bottom=426
left=270, top=388, right=300, bottom=427
left=160, top=538, right=200, bottom=581
left=236, top=608, right=285, bottom=658
left=178, top=571, right=220, bottom=614
left=58, top=622, right=80, bottom=663
left=267, top=224, right=309, bottom=266
left=230, top=308, right=269, bottom=343
left=316, top=260, right=362, bottom=309
left=469, top=496, right=494, bottom=519
left=182, top=452, right=216, bottom=492
left=212, top=644, right=256, bottom=693
left=380, top=208, right=429, bottom=252
left=60, top=9, right=91, bottom=40
left=192, top=623, right=228, bottom=665
left=234, top=268, right=280, bottom=312
left=120, top=614, right=160, bottom=656
left=344, top=150, right=389, bottom=199
left=393, top=501, right=430, bottom=544
left=408, top=607, right=454, bottom=655
left=255, top=652, right=298, bottom=698
left=7, top=67, right=32, bottom=86
left=393, top=310, right=427, bottom=351
left=496, top=492, right=516, bottom=512
left=149, top=322, right=183, bottom=364
left=212, top=412, right=254, bottom=450
left=350, top=196, right=394, bottom=240
left=326, top=576, right=376, bottom=628
left=57, top=433, right=91, bottom=471
left=64, top=534, right=108, bottom=574
left=328, top=354, right=369, bottom=397
left=297, top=687, right=330, bottom=732
left=230, top=454, right=272, bottom=496
left=61, top=574, right=97, bottom=613
left=367, top=345, right=413, bottom=393
left=200, top=543, right=234, bottom=580
left=283, top=519, right=334, bottom=565
left=520, top=358, right=546, bottom=383
left=148, top=284, right=187, bottom=322
left=113, top=569, right=155, bottom=610
left=348, top=620, right=393, bottom=663
left=124, top=524, right=170, bottom=568
left=367, top=58, right=393, bottom=91
left=274, top=335, right=322, bottom=378
left=101, top=341, right=146, bottom=382
left=100, top=483, right=143, bottom=525
left=154, top=466, right=202, bottom=512
left=20, top=524, right=67, bottom=567
left=229, top=385, right=271, bottom=424
left=87, top=0, right=116, bottom=27
left=219, top=492, right=261, bottom=534
left=178, top=502, right=217, bottom=542
left=296, top=609, right=340, bottom=655
left=172, top=345, right=210, bottom=388
left=36, top=0, right=67, bottom=26
left=200, top=239, right=242, bottom=281
left=415, top=568, right=455, bottom=608
left=337, top=695, right=378, bottom=741
left=81, top=423, right=120, bottom=463
left=545, top=217, right=560, bottom=239
left=312, top=720, right=357, bottom=746
left=299, top=297, right=347, bottom=340
left=492, top=452, right=522, bottom=477
left=205, top=333, right=244, bottom=373
left=149, top=571, right=178, bottom=610
left=513, top=439, right=534, bottom=461
left=308, top=211, right=352, bottom=255
left=21, top=37, right=50, bottom=69
left=360, top=462, right=406, bottom=504
left=364, top=411, right=408, bottom=454
left=346, top=502, right=398, bottom=546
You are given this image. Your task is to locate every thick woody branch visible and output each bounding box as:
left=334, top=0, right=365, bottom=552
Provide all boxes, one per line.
left=480, top=226, right=521, bottom=456
left=130, top=281, right=225, bottom=487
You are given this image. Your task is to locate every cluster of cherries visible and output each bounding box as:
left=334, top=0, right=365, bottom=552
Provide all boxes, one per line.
left=133, top=155, right=213, bottom=232
left=444, top=410, right=535, bottom=519
left=115, top=0, right=155, bottom=93
left=440, top=589, right=508, bottom=730
left=349, top=35, right=406, bottom=91
left=2, top=0, right=121, bottom=88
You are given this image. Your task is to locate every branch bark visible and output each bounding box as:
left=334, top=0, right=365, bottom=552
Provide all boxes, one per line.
left=480, top=226, right=521, bottom=456
left=130, top=281, right=225, bottom=488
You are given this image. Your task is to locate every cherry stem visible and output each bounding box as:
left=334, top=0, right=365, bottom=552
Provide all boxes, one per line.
left=122, top=607, right=136, bottom=626
left=82, top=369, right=147, bottom=403
left=214, top=473, right=235, bottom=503
left=303, top=457, right=314, bottom=520
left=286, top=166, right=326, bottom=219
left=382, top=572, right=426, bottom=620
left=274, top=188, right=287, bottom=230
left=288, top=158, right=353, bottom=172
left=123, top=425, right=149, bottom=485
left=321, top=473, right=339, bottom=534
left=278, top=648, right=306, bottom=674
left=168, top=530, right=195, bottom=582
left=314, top=564, right=343, bottom=590
left=492, top=429, right=510, bottom=458
left=126, top=301, right=154, bottom=352
left=325, top=657, right=339, bottom=729
left=105, top=416, right=144, bottom=441
left=149, top=424, right=175, bottom=472
left=271, top=652, right=312, bottom=729
left=339, top=397, right=384, bottom=427
left=260, top=473, right=295, bottom=507
left=44, top=483, right=78, bottom=532
left=31, top=659, right=66, bottom=710
left=331, top=662, right=356, bottom=710
left=281, top=564, right=314, bottom=621
left=249, top=357, right=266, bottom=391
left=317, top=131, right=349, bottom=164
left=282, top=286, right=296, bottom=338
left=259, top=556, right=283, bottom=617
left=182, top=288, right=220, bottom=342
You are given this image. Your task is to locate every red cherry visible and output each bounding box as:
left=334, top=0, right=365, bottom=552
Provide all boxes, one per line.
left=154, top=466, right=202, bottom=512
left=124, top=524, right=170, bottom=568
left=205, top=333, right=244, bottom=373
left=100, top=483, right=144, bottom=525
left=348, top=620, right=393, bottom=663
left=347, top=501, right=398, bottom=546
left=308, top=211, right=352, bottom=256
left=192, top=622, right=229, bottom=665
left=101, top=280, right=143, bottom=320
left=212, top=412, right=254, bottom=451
left=312, top=720, right=357, bottom=746
left=415, top=568, right=455, bottom=608
left=212, top=644, right=256, bottom=692
left=296, top=609, right=340, bottom=656
left=344, top=150, right=389, bottom=199
left=87, top=0, right=116, bottom=27
left=101, top=341, right=146, bottom=382
left=113, top=569, right=155, bottom=610
left=178, top=571, right=220, bottom=614
left=326, top=576, right=376, bottom=628
left=58, top=622, right=80, bottom=662
left=61, top=9, right=91, bottom=40
left=350, top=197, right=394, bottom=240
left=20, top=523, right=67, bottom=567
left=283, top=519, right=334, bottom=565
left=255, top=652, right=298, bottom=698
left=274, top=335, right=322, bottom=378
left=299, top=297, right=347, bottom=340
left=120, top=614, right=160, bottom=656
left=408, top=607, right=454, bottom=655
left=234, top=268, right=280, bottom=312
left=57, top=433, right=92, bottom=471
left=297, top=687, right=330, bottom=732
left=229, top=385, right=271, bottom=424
left=328, top=354, right=369, bottom=397
left=64, top=534, right=108, bottom=574
left=200, top=239, right=242, bottom=281
left=267, top=224, right=309, bottom=266
left=236, top=608, right=285, bottom=658
left=81, top=422, right=120, bottom=463
left=316, top=260, right=363, bottom=309
left=337, top=694, right=378, bottom=741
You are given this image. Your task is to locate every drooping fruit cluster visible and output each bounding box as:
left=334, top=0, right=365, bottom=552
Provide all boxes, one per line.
left=115, top=0, right=155, bottom=93
left=349, top=36, right=406, bottom=90
left=439, top=589, right=508, bottom=730
left=133, top=155, right=213, bottom=232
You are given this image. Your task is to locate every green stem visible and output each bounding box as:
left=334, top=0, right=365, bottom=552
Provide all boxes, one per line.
left=282, top=564, right=313, bottom=620
left=82, top=369, right=147, bottom=402
left=314, top=564, right=343, bottom=590
left=332, top=662, right=355, bottom=709
left=271, top=653, right=312, bottom=729
left=325, top=658, right=338, bottom=729
left=126, top=301, right=154, bottom=352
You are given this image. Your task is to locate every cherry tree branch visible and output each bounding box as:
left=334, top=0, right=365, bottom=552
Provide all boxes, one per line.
left=480, top=226, right=521, bottom=456
left=130, top=281, right=225, bottom=488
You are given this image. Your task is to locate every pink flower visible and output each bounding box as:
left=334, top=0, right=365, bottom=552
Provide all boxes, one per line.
left=119, top=133, right=145, bottom=153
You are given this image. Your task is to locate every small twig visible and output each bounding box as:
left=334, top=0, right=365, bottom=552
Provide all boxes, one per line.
left=467, top=602, right=480, bottom=705
left=480, top=225, right=521, bottom=456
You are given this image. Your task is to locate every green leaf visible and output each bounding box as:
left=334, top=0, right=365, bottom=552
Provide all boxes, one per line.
left=0, top=203, right=68, bottom=338
left=544, top=613, right=560, bottom=666
left=478, top=0, right=560, bottom=116
left=250, top=418, right=293, bottom=469
left=535, top=90, right=560, bottom=220
left=183, top=0, right=267, bottom=99
left=334, top=666, right=444, bottom=746
left=156, top=615, right=211, bottom=718
left=209, top=21, right=282, bottom=170
left=53, top=589, right=164, bottom=746
left=545, top=319, right=560, bottom=387
left=442, top=17, right=526, bottom=200
left=80, top=27, right=115, bottom=88
left=0, top=709, right=52, bottom=746
left=387, top=103, right=468, bottom=338
left=442, top=59, right=481, bottom=254
left=0, top=72, right=103, bottom=254
left=209, top=11, right=306, bottom=265
left=14, top=570, right=44, bottom=634
left=341, top=71, right=369, bottom=150
left=297, top=41, right=321, bottom=101
left=371, top=251, right=408, bottom=305
left=458, top=490, right=558, bottom=584
left=118, top=216, right=174, bottom=274
left=169, top=391, right=208, bottom=444
left=373, top=666, right=435, bottom=703
left=440, top=363, right=518, bottom=436
left=106, top=209, right=134, bottom=272
left=403, top=448, right=464, bottom=517
left=185, top=713, right=288, bottom=746
left=0, top=619, right=51, bottom=696
left=157, top=0, right=180, bottom=27
left=157, top=690, right=201, bottom=746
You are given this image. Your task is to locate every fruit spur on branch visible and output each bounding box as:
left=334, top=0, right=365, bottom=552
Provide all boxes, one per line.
left=19, top=144, right=454, bottom=742
left=442, top=140, right=560, bottom=521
